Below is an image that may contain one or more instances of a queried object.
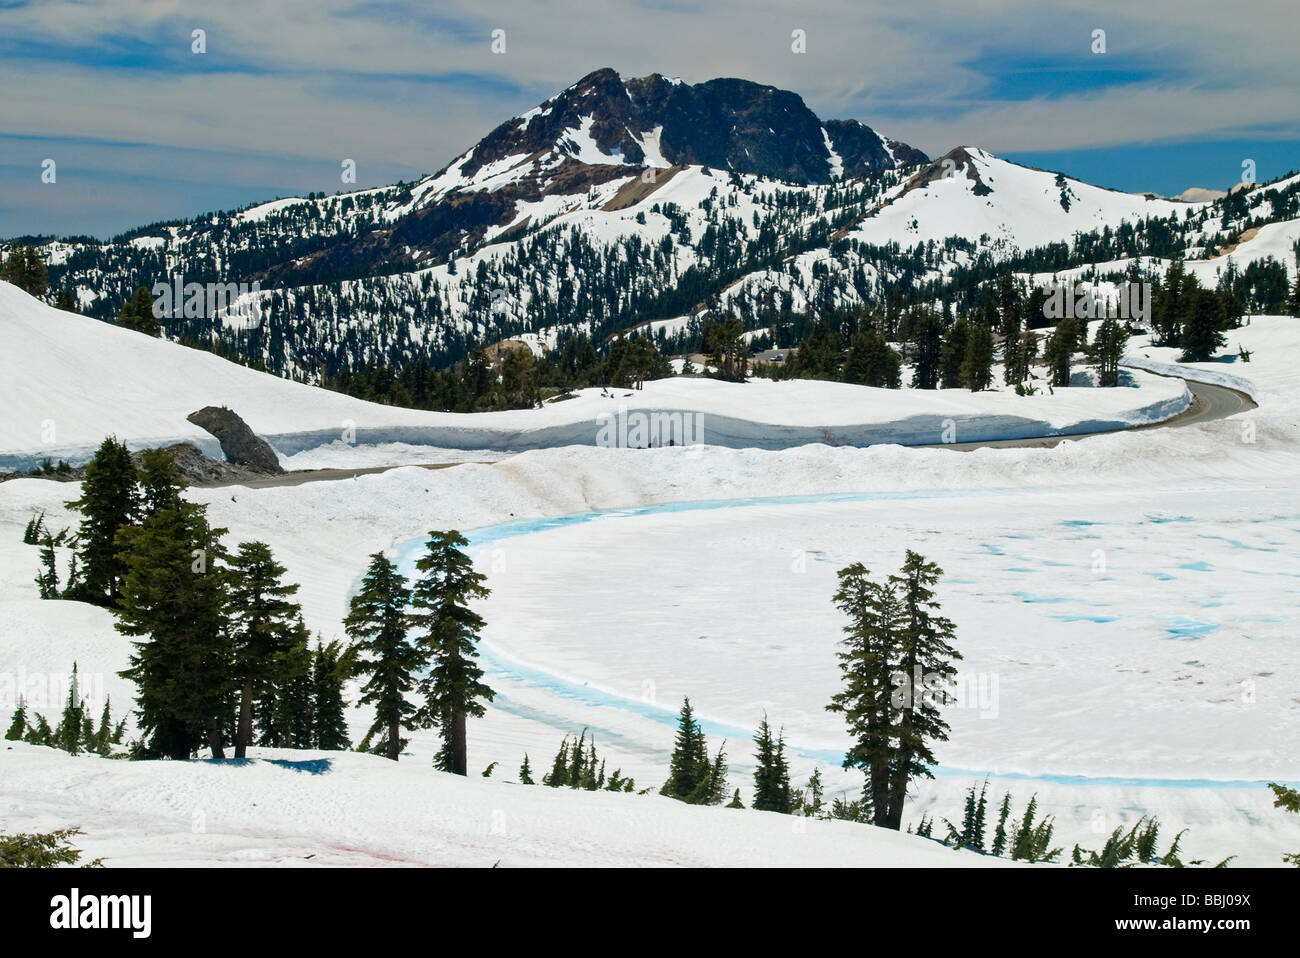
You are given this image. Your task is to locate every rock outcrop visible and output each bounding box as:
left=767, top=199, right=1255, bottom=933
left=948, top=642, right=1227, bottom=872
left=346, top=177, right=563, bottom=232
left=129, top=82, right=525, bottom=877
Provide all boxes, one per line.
left=185, top=406, right=284, bottom=474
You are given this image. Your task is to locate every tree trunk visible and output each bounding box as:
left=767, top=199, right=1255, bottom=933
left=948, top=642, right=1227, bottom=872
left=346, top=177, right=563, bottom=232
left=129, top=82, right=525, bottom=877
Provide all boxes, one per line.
left=207, top=717, right=225, bottom=760
left=387, top=715, right=400, bottom=761
left=448, top=710, right=467, bottom=776
left=235, top=683, right=253, bottom=759
left=386, top=666, right=400, bottom=761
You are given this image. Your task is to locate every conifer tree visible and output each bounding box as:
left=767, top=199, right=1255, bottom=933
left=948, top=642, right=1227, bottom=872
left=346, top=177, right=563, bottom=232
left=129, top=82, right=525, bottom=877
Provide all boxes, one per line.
left=66, top=436, right=140, bottom=606
left=567, top=728, right=588, bottom=787
left=1043, top=317, right=1079, bottom=387
left=137, top=448, right=186, bottom=517
left=117, top=285, right=161, bottom=336
left=410, top=530, right=495, bottom=776
left=6, top=698, right=28, bottom=740
left=311, top=640, right=351, bottom=750
left=22, top=246, right=48, bottom=298
left=960, top=322, right=995, bottom=391
left=92, top=697, right=114, bottom=755
left=0, top=245, right=22, bottom=287
left=726, top=788, right=744, bottom=808
left=544, top=737, right=570, bottom=786
left=227, top=541, right=309, bottom=758
left=344, top=552, right=417, bottom=761
left=660, top=697, right=710, bottom=802
left=805, top=767, right=825, bottom=817
left=1179, top=285, right=1228, bottom=362
left=1090, top=317, right=1129, bottom=387
left=884, top=551, right=961, bottom=831
left=116, top=501, right=233, bottom=759
left=54, top=663, right=85, bottom=755
left=24, top=713, right=54, bottom=746
left=35, top=531, right=60, bottom=599
left=827, top=562, right=902, bottom=827
left=938, top=318, right=969, bottom=389
left=991, top=791, right=1013, bottom=857
left=752, top=716, right=793, bottom=813
left=55, top=288, right=77, bottom=312
left=519, top=753, right=535, bottom=784
left=907, top=310, right=943, bottom=389
left=843, top=329, right=901, bottom=388
left=687, top=740, right=729, bottom=806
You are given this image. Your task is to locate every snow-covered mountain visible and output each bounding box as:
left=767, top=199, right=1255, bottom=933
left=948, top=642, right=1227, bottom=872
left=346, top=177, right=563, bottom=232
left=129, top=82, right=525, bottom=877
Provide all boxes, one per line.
left=11, top=71, right=1300, bottom=384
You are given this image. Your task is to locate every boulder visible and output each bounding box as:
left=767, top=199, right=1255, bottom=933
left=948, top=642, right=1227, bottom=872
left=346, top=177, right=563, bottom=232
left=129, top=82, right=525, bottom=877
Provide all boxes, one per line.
left=185, top=406, right=284, bottom=474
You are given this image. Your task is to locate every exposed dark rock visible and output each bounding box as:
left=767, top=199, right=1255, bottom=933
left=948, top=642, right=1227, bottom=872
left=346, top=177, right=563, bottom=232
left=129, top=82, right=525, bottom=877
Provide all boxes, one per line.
left=185, top=406, right=285, bottom=474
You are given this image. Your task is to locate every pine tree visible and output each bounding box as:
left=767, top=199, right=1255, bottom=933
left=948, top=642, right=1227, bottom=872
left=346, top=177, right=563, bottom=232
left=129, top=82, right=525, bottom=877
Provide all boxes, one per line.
left=752, top=716, right=792, bottom=813
left=117, top=285, right=161, bottom=336
left=907, top=310, right=943, bottom=389
left=55, top=288, right=77, bottom=312
left=22, top=246, right=48, bottom=298
left=1, top=245, right=48, bottom=297
left=805, top=767, right=825, bottom=817
left=1043, top=317, right=1079, bottom=388
left=568, top=728, right=588, bottom=788
left=116, top=501, right=234, bottom=759
left=687, top=740, right=729, bottom=806
left=24, top=713, right=54, bottom=746
left=1179, top=285, right=1228, bottom=362
left=6, top=698, right=28, bottom=740
left=544, top=737, right=569, bottom=786
left=311, top=640, right=350, bottom=750
left=137, top=448, right=186, bottom=517
left=65, top=436, right=140, bottom=606
left=227, top=541, right=309, bottom=758
left=727, top=788, right=744, bottom=808
left=92, top=697, right=114, bottom=755
left=660, top=697, right=710, bottom=801
left=843, top=330, right=901, bottom=388
left=345, top=552, right=418, bottom=761
left=54, top=663, right=85, bottom=755
left=960, top=323, right=995, bottom=391
left=938, top=318, right=969, bottom=389
left=991, top=791, right=1013, bottom=857
left=1009, top=794, right=1062, bottom=862
left=410, top=530, right=495, bottom=776
left=1151, top=259, right=1188, bottom=346
left=519, top=753, right=535, bottom=784
left=827, top=562, right=902, bottom=827
left=884, top=551, right=962, bottom=831
left=0, top=246, right=22, bottom=287
left=35, top=531, right=60, bottom=599
left=1090, top=317, right=1129, bottom=387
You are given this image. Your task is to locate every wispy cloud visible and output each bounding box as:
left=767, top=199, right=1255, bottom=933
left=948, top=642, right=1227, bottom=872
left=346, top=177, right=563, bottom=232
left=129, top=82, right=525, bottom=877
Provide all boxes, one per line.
left=2, top=0, right=1296, bottom=236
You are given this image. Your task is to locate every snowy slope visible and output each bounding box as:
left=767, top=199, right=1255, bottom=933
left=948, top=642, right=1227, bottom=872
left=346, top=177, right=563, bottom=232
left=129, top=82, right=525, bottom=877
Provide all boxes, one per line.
left=0, top=282, right=1190, bottom=469
left=853, top=147, right=1193, bottom=252
left=2, top=319, right=1297, bottom=866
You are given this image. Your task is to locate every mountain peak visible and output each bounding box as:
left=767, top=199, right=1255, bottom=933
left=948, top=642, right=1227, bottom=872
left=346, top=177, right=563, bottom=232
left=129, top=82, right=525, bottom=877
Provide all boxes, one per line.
left=448, top=69, right=926, bottom=190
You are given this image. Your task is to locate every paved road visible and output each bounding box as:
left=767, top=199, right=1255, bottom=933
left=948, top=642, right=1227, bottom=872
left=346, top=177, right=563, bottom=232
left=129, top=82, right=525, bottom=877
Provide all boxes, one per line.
left=203, top=375, right=1256, bottom=488
left=931, top=378, right=1255, bottom=451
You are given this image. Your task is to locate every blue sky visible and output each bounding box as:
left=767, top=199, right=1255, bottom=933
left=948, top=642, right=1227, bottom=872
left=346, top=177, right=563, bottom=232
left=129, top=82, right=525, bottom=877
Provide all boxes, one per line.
left=1, top=0, right=1297, bottom=238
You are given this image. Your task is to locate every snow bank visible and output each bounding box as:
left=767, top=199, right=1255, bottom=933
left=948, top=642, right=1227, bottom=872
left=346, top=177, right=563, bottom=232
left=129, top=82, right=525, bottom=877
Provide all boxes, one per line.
left=0, top=742, right=1003, bottom=868
left=0, top=281, right=1190, bottom=470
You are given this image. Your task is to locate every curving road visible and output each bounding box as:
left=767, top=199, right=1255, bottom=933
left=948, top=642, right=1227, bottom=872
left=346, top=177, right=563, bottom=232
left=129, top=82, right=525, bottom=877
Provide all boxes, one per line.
left=931, top=378, right=1256, bottom=451
left=204, top=374, right=1256, bottom=487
